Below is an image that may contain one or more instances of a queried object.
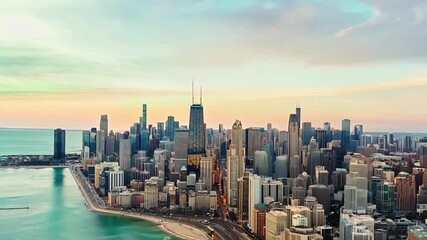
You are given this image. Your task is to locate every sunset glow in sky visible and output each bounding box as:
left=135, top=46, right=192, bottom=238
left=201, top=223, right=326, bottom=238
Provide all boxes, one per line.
left=1, top=0, right=427, bottom=132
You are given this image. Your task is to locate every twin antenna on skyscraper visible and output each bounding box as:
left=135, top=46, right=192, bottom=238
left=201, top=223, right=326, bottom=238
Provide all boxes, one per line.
left=192, top=80, right=202, bottom=105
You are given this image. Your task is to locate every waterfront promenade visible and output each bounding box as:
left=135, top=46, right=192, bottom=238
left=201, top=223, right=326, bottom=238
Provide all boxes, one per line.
left=69, top=165, right=209, bottom=240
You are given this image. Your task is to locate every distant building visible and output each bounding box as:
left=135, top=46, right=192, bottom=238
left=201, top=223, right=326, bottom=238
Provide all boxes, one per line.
left=100, top=115, right=108, bottom=139
left=166, top=116, right=175, bottom=141
left=341, top=119, right=351, bottom=151
left=119, top=139, right=131, bottom=171
left=288, top=114, right=300, bottom=159
left=302, top=122, right=313, bottom=146
left=54, top=128, right=66, bottom=161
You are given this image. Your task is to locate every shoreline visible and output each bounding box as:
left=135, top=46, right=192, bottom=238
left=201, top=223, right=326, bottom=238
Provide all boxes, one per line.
left=68, top=166, right=208, bottom=240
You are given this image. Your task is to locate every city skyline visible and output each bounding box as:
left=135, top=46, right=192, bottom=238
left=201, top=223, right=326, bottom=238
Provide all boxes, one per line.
left=1, top=0, right=427, bottom=132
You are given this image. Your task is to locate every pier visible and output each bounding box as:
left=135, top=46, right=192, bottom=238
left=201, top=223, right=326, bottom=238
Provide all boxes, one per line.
left=0, top=206, right=30, bottom=210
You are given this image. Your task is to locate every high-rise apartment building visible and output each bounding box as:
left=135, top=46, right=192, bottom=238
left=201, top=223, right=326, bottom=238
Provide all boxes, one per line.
left=119, top=139, right=131, bottom=171
left=200, top=155, right=213, bottom=192
left=289, top=155, right=301, bottom=178
left=249, top=174, right=262, bottom=231
left=254, top=151, right=269, bottom=176
left=54, top=128, right=66, bottom=161
left=174, top=128, right=189, bottom=160
left=238, top=172, right=250, bottom=223
left=82, top=130, right=90, bottom=159
left=302, top=122, right=312, bottom=146
left=100, top=115, right=108, bottom=139
left=227, top=146, right=240, bottom=207
left=96, top=130, right=105, bottom=161
left=166, top=116, right=175, bottom=141
left=231, top=120, right=245, bottom=178
left=245, top=127, right=265, bottom=160
left=141, top=104, right=147, bottom=131
left=144, top=178, right=159, bottom=209
left=354, top=124, right=364, bottom=145
left=288, top=114, right=300, bottom=158
left=157, top=122, right=164, bottom=140
left=90, top=128, right=97, bottom=157
left=395, top=172, right=416, bottom=212
left=341, top=119, right=351, bottom=151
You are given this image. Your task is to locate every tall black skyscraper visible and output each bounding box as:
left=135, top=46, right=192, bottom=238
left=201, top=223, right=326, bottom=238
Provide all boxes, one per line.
left=341, top=119, right=351, bottom=151
left=54, top=128, right=66, bottom=161
left=187, top=83, right=205, bottom=176
left=188, top=104, right=205, bottom=154
left=296, top=105, right=301, bottom=130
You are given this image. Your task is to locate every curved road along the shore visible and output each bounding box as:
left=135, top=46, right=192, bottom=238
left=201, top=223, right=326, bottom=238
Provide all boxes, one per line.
left=70, top=165, right=250, bottom=240
left=69, top=166, right=208, bottom=240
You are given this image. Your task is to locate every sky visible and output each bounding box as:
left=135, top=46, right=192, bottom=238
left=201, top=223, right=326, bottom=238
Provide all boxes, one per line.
left=0, top=0, right=427, bottom=132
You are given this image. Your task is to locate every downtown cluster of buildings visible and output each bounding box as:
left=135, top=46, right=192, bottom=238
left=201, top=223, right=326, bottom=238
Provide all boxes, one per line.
left=53, top=94, right=427, bottom=240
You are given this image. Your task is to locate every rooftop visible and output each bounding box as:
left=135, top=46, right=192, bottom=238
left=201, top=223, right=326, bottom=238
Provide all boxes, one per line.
left=409, top=224, right=427, bottom=238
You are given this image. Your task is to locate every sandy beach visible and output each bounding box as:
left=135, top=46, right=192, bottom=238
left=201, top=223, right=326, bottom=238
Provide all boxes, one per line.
left=95, top=209, right=209, bottom=240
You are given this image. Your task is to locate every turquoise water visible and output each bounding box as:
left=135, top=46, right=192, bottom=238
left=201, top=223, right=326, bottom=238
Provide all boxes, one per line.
left=0, top=128, right=82, bottom=155
left=0, top=168, right=177, bottom=240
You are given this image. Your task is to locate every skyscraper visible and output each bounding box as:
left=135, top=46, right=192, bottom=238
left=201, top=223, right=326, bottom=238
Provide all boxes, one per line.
left=89, top=128, right=97, bottom=157
left=100, top=115, right=108, bottom=139
left=245, top=127, right=265, bottom=161
left=96, top=130, right=105, bottom=161
left=200, top=155, right=213, bottom=192
left=187, top=86, right=205, bottom=175
left=254, top=151, right=269, bottom=176
left=142, top=104, right=147, bottom=131
left=289, top=155, right=302, bottom=178
left=188, top=104, right=205, bottom=154
left=166, top=116, right=175, bottom=141
left=238, top=172, right=250, bottom=223
left=227, top=147, right=240, bottom=206
left=302, top=122, right=312, bottom=146
left=227, top=120, right=246, bottom=209
left=54, top=128, right=66, bottom=161
left=395, top=172, right=416, bottom=212
left=341, top=119, right=351, bottom=151
left=82, top=130, right=90, bottom=159
left=296, top=106, right=301, bottom=130
left=119, top=138, right=131, bottom=171
left=174, top=128, right=189, bottom=160
left=354, top=124, right=364, bottom=145
left=105, top=130, right=115, bottom=156
left=288, top=114, right=300, bottom=158
left=231, top=120, right=245, bottom=178
left=315, top=129, right=328, bottom=149
left=157, top=122, right=164, bottom=140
